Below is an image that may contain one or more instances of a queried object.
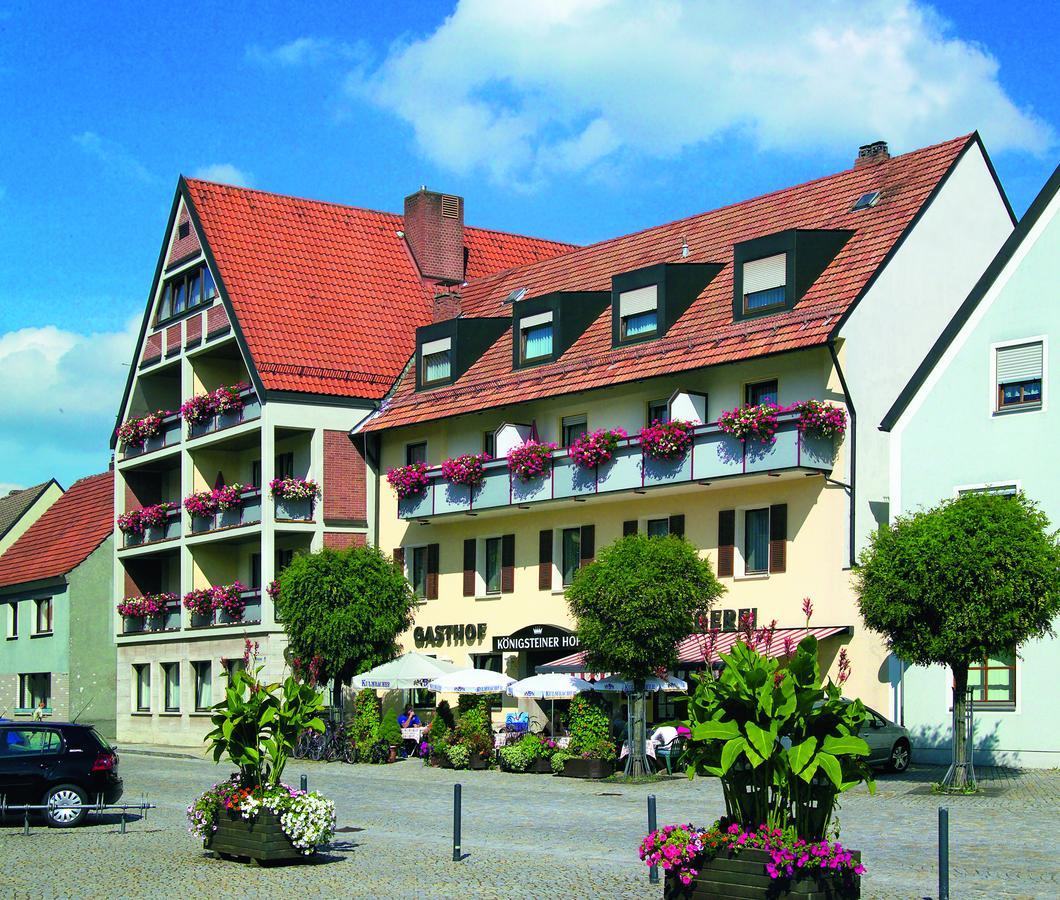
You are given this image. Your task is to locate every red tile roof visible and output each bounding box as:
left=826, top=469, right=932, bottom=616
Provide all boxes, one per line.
left=365, top=135, right=976, bottom=431
left=182, top=180, right=575, bottom=400
left=0, top=472, right=113, bottom=589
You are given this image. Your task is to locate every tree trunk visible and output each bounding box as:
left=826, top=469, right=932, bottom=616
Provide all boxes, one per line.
left=624, top=688, right=651, bottom=778
left=941, top=663, right=975, bottom=791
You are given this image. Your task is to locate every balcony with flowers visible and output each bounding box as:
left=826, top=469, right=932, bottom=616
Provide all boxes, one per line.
left=270, top=476, right=319, bottom=522
left=118, top=593, right=181, bottom=635
left=181, top=381, right=260, bottom=442
left=117, top=501, right=181, bottom=548
left=392, top=402, right=844, bottom=521
left=184, top=582, right=262, bottom=629
left=117, top=409, right=182, bottom=461
left=184, top=483, right=262, bottom=535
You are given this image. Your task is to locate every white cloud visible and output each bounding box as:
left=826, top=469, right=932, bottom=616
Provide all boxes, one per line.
left=246, top=36, right=365, bottom=67
left=72, top=131, right=155, bottom=183
left=0, top=317, right=140, bottom=485
left=191, top=163, right=253, bottom=188
left=353, top=0, right=1054, bottom=188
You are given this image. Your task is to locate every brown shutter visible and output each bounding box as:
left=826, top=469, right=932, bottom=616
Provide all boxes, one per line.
left=668, top=514, right=685, bottom=538
left=717, top=510, right=735, bottom=577
left=426, top=543, right=440, bottom=599
left=393, top=547, right=405, bottom=572
left=538, top=529, right=553, bottom=591
left=580, top=524, right=595, bottom=565
left=463, top=538, right=476, bottom=597
left=623, top=520, right=638, bottom=537
left=769, top=504, right=787, bottom=573
left=501, top=533, right=515, bottom=593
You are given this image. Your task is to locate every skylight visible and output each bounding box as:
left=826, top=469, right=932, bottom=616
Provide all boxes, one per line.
left=853, top=191, right=881, bottom=211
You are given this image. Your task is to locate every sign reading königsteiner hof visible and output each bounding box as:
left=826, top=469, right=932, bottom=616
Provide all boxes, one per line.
left=493, top=624, right=580, bottom=653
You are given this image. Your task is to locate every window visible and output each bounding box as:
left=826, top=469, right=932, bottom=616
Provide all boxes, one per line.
left=5, top=602, right=16, bottom=639
left=471, top=653, right=504, bottom=673
left=647, top=399, right=669, bottom=426
left=19, top=673, right=50, bottom=710
left=746, top=380, right=778, bottom=406
left=158, top=264, right=216, bottom=322
left=561, top=527, right=582, bottom=586
left=647, top=518, right=670, bottom=538
left=162, top=662, right=181, bottom=712
left=742, top=254, right=786, bottom=313
left=134, top=664, right=151, bottom=712
left=957, top=483, right=1018, bottom=498
left=744, top=508, right=770, bottom=574
left=276, top=547, right=294, bottom=574
left=251, top=459, right=262, bottom=487
left=561, top=415, right=588, bottom=448
left=34, top=597, right=52, bottom=635
left=409, top=545, right=429, bottom=599
left=421, top=337, right=452, bottom=385
left=192, top=661, right=212, bottom=711
left=852, top=191, right=881, bottom=211
left=223, top=658, right=246, bottom=680
left=618, top=285, right=659, bottom=341
left=519, top=312, right=554, bottom=363
left=967, top=651, right=1016, bottom=708
left=484, top=537, right=502, bottom=594
left=996, top=341, right=1044, bottom=411
left=406, top=442, right=428, bottom=466
left=483, top=430, right=496, bottom=458
left=177, top=220, right=191, bottom=240
left=275, top=452, right=294, bottom=479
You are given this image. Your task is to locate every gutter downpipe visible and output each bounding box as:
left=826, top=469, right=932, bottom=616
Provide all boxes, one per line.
left=828, top=341, right=856, bottom=568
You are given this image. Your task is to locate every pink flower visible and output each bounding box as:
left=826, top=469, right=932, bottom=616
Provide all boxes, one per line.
left=717, top=403, right=783, bottom=444
left=506, top=442, right=556, bottom=481
left=387, top=463, right=431, bottom=499
left=568, top=428, right=627, bottom=468
left=639, top=420, right=695, bottom=461
left=442, top=453, right=492, bottom=487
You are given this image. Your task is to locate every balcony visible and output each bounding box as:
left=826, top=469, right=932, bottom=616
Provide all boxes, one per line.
left=120, top=504, right=181, bottom=549
left=399, top=414, right=837, bottom=521
left=187, top=589, right=263, bottom=629
left=120, top=413, right=182, bottom=461
left=188, top=488, right=262, bottom=535
left=120, top=601, right=182, bottom=635
left=187, top=387, right=260, bottom=440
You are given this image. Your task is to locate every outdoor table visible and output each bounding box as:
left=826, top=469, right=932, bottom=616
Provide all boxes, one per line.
left=619, top=740, right=657, bottom=760
left=401, top=726, right=427, bottom=741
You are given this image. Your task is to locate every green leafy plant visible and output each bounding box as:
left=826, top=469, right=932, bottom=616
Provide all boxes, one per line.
left=380, top=708, right=402, bottom=746
left=351, top=688, right=381, bottom=748
left=366, top=738, right=392, bottom=764
left=444, top=743, right=471, bottom=769
left=452, top=699, right=493, bottom=762
left=567, top=693, right=611, bottom=754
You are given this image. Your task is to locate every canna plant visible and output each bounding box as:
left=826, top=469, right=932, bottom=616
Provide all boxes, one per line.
left=681, top=635, right=874, bottom=840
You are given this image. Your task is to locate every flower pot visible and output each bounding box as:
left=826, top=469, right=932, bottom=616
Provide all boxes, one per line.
left=389, top=746, right=398, bottom=764
left=190, top=611, right=214, bottom=628
left=144, top=432, right=166, bottom=453
left=663, top=848, right=861, bottom=900
left=145, top=613, right=164, bottom=632
left=122, top=615, right=144, bottom=634
left=275, top=497, right=313, bottom=521
left=123, top=531, right=144, bottom=547
left=560, top=758, right=614, bottom=779
left=217, top=410, right=242, bottom=430
left=430, top=752, right=453, bottom=769
left=468, top=752, right=489, bottom=770
left=527, top=757, right=554, bottom=774
left=189, top=420, right=212, bottom=439
left=206, top=807, right=305, bottom=864
left=191, top=515, right=214, bottom=533
left=218, top=507, right=242, bottom=528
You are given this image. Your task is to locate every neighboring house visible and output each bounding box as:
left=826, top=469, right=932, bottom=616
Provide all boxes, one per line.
left=111, top=178, right=575, bottom=745
left=881, top=164, right=1060, bottom=768
left=360, top=135, right=1014, bottom=724
left=0, top=480, right=63, bottom=556
left=0, top=472, right=115, bottom=737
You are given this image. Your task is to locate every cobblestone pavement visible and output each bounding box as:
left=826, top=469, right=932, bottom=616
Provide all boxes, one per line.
left=1, top=752, right=1057, bottom=899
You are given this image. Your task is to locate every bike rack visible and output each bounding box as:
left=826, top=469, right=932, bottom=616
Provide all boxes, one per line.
left=0, top=792, right=156, bottom=836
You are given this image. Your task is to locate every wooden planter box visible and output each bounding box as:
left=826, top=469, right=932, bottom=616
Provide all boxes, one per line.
left=430, top=752, right=453, bottom=769
left=468, top=752, right=490, bottom=770
left=560, top=758, right=614, bottom=779
left=275, top=497, right=314, bottom=521
left=663, top=848, right=861, bottom=900
left=528, top=757, right=553, bottom=774
left=206, top=808, right=305, bottom=865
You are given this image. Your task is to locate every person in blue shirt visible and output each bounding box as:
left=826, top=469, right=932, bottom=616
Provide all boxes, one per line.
left=398, top=705, right=421, bottom=728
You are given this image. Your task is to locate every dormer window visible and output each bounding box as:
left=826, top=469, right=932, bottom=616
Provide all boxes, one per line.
left=421, top=337, right=452, bottom=386
left=519, top=311, right=554, bottom=363
left=158, top=264, right=217, bottom=323
left=618, top=285, right=659, bottom=341
left=742, top=254, right=787, bottom=314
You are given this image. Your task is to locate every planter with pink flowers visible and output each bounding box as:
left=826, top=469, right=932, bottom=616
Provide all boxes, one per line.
left=182, top=382, right=259, bottom=438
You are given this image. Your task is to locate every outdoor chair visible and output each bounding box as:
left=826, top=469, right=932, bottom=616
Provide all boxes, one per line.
left=655, top=737, right=681, bottom=775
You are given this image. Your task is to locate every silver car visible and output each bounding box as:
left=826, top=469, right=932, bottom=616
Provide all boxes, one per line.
left=858, top=706, right=912, bottom=772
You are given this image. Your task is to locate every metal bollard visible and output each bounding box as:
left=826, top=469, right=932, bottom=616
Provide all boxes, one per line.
left=647, top=795, right=659, bottom=884
left=120, top=805, right=127, bottom=834
left=23, top=807, right=30, bottom=836
left=938, top=807, right=949, bottom=900
left=301, top=774, right=308, bottom=793
left=452, top=783, right=463, bottom=862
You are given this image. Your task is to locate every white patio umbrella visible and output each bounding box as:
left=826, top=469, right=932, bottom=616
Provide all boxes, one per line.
left=507, top=673, right=595, bottom=735
left=592, top=674, right=688, bottom=693
left=427, top=668, right=515, bottom=694
left=349, top=652, right=461, bottom=690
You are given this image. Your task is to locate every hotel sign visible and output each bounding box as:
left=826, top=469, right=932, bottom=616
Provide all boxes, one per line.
left=493, top=624, right=580, bottom=653
left=413, top=623, right=487, bottom=647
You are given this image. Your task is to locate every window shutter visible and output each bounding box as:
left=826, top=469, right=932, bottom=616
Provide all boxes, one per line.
left=769, top=504, right=787, bottom=574
left=580, top=525, right=595, bottom=565
left=426, top=543, right=440, bottom=599
left=463, top=539, right=476, bottom=597
left=501, top=533, right=515, bottom=593
left=538, top=529, right=553, bottom=590
left=623, top=520, right=638, bottom=537
left=996, top=342, right=1043, bottom=383
left=393, top=547, right=405, bottom=573
left=717, top=510, right=735, bottom=577
left=668, top=514, right=685, bottom=538
left=743, top=254, right=786, bottom=294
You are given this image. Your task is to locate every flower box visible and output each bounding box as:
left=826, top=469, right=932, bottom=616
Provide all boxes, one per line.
left=559, top=758, right=614, bottom=779
left=219, top=507, right=243, bottom=529
left=663, top=848, right=861, bottom=899
left=206, top=807, right=304, bottom=864
left=430, top=752, right=453, bottom=769
left=190, top=611, right=214, bottom=628
left=275, top=497, right=313, bottom=521
left=122, top=615, right=144, bottom=634
left=468, top=752, right=490, bottom=770
left=527, top=757, right=553, bottom=774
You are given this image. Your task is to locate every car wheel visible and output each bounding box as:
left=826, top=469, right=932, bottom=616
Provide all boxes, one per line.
left=45, top=784, right=88, bottom=827
left=888, top=739, right=911, bottom=773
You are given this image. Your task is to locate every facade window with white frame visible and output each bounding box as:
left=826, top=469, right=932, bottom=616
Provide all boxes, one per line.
left=618, top=285, right=658, bottom=341
left=5, top=602, right=16, bottom=639
left=967, top=650, right=1016, bottom=708
left=483, top=537, right=503, bottom=594
left=19, top=672, right=50, bottom=710
left=519, top=311, right=554, bottom=363
left=647, top=399, right=669, bottom=425
left=561, top=415, right=587, bottom=447
left=743, top=508, right=771, bottom=574
left=560, top=527, right=582, bottom=586
left=134, top=664, right=151, bottom=712
left=746, top=379, right=779, bottom=406
left=162, top=662, right=181, bottom=712
left=995, top=341, right=1043, bottom=410
left=742, top=254, right=786, bottom=313
left=34, top=597, right=53, bottom=634
left=409, top=545, right=429, bottom=599
left=405, top=441, right=427, bottom=466
left=192, top=661, right=212, bottom=711
left=421, top=338, right=452, bottom=385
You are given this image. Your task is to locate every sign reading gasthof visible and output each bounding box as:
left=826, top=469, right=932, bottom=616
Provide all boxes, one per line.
left=493, top=624, right=580, bottom=653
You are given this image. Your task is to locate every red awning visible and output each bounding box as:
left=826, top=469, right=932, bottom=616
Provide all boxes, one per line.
left=537, top=626, right=851, bottom=677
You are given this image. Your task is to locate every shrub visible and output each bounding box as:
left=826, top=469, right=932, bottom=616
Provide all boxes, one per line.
left=380, top=708, right=402, bottom=746
left=444, top=743, right=471, bottom=769
left=551, top=750, right=575, bottom=773
left=567, top=693, right=611, bottom=755
left=366, top=738, right=391, bottom=764
left=351, top=689, right=381, bottom=747
left=454, top=699, right=493, bottom=759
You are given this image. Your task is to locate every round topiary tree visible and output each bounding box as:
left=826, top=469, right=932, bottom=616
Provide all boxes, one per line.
left=855, top=491, right=1060, bottom=790
left=566, top=533, right=725, bottom=776
left=276, top=545, right=416, bottom=712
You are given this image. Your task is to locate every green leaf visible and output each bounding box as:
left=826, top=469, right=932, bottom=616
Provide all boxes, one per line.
left=743, top=721, right=776, bottom=761
left=799, top=759, right=819, bottom=783
left=221, top=718, right=234, bottom=741
left=786, top=736, right=818, bottom=775
left=821, top=735, right=869, bottom=757
left=816, top=751, right=842, bottom=788
left=693, top=720, right=740, bottom=741
left=259, top=706, right=276, bottom=726
left=719, top=737, right=748, bottom=774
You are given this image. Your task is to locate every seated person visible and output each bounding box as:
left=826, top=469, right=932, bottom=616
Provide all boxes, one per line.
left=649, top=725, right=679, bottom=748
left=398, top=705, right=421, bottom=728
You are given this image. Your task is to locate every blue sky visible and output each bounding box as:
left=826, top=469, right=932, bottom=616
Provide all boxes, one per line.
left=0, top=0, right=1056, bottom=489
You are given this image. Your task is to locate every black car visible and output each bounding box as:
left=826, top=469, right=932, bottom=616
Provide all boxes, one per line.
left=0, top=721, right=122, bottom=826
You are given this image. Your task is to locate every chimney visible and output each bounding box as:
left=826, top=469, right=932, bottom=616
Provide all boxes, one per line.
left=403, top=188, right=465, bottom=285
left=855, top=141, right=889, bottom=168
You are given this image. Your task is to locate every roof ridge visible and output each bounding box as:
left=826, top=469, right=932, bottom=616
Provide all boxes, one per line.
left=67, top=470, right=112, bottom=487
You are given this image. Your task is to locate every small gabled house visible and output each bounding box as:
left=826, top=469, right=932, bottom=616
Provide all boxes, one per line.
left=0, top=480, right=63, bottom=556
left=881, top=163, right=1060, bottom=768
left=111, top=179, right=575, bottom=745
left=361, top=134, right=1015, bottom=725
left=0, top=472, right=115, bottom=737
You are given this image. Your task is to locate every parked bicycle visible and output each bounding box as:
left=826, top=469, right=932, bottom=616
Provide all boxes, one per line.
left=293, top=720, right=355, bottom=763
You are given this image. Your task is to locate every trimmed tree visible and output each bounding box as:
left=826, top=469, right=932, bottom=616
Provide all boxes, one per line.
left=855, top=491, right=1060, bottom=789
left=275, top=545, right=416, bottom=710
left=565, top=533, right=725, bottom=776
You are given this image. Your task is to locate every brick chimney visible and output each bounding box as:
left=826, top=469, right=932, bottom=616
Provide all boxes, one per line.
left=855, top=141, right=889, bottom=168
left=403, top=188, right=465, bottom=285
